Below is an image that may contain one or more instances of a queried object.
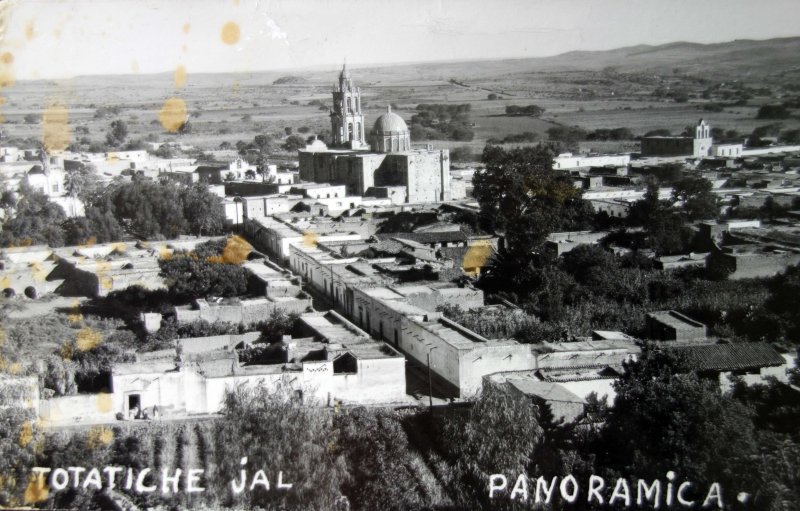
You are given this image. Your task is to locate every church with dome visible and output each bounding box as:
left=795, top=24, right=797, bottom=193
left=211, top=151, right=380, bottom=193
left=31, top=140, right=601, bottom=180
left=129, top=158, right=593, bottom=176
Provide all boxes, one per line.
left=298, top=64, right=452, bottom=204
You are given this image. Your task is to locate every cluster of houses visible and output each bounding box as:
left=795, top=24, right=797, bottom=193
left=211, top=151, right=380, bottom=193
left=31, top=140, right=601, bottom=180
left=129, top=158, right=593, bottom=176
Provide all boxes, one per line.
left=3, top=67, right=800, bottom=426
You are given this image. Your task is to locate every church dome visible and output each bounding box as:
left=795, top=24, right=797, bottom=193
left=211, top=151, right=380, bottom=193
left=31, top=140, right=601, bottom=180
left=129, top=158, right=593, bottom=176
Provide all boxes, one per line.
left=373, top=108, right=408, bottom=135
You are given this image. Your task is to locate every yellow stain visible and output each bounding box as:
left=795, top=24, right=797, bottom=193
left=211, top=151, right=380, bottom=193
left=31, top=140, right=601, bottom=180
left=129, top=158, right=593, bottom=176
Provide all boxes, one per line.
left=159, top=246, right=173, bottom=260
left=86, top=426, right=114, bottom=450
left=59, top=342, right=73, bottom=360
left=0, top=52, right=12, bottom=64
left=182, top=44, right=188, bottom=53
left=106, top=153, right=119, bottom=164
left=19, top=421, right=33, bottom=447
left=112, top=242, right=127, bottom=253
left=24, top=20, right=35, bottom=40
left=9, top=362, right=22, bottom=375
left=302, top=231, right=318, bottom=248
left=462, top=240, right=493, bottom=274
left=30, top=261, right=47, bottom=282
left=0, top=275, right=10, bottom=288
left=95, top=260, right=112, bottom=273
left=221, top=21, right=241, bottom=45
left=174, top=65, right=187, bottom=89
left=0, top=70, right=13, bottom=88
left=131, top=60, right=140, bottom=73
left=96, top=393, right=112, bottom=413
left=100, top=275, right=113, bottom=290
left=42, top=102, right=71, bottom=153
left=75, top=327, right=102, bottom=351
left=67, top=299, right=83, bottom=324
left=158, top=97, right=187, bottom=133
left=24, top=474, right=49, bottom=504
left=182, top=23, right=190, bottom=34
left=221, top=235, right=251, bottom=264
left=79, top=236, right=97, bottom=248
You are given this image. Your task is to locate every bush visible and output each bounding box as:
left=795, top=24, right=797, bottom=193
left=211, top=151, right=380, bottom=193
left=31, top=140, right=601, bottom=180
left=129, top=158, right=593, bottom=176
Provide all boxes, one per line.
left=757, top=104, right=791, bottom=119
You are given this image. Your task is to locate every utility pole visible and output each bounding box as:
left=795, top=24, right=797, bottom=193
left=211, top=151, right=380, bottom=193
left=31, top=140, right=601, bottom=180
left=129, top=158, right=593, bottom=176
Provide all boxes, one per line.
left=427, top=346, right=438, bottom=411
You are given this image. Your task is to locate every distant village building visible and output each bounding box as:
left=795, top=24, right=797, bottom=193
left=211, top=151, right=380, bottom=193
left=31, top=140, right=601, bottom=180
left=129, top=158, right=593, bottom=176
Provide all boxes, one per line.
left=641, top=119, right=713, bottom=158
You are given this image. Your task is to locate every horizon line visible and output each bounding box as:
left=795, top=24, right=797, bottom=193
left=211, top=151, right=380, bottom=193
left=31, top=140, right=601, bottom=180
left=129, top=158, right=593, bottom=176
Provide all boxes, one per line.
left=10, top=34, right=800, bottom=84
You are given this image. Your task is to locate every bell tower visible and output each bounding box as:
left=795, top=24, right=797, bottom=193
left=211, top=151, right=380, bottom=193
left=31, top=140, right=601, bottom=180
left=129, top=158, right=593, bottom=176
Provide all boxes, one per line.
left=330, top=62, right=368, bottom=149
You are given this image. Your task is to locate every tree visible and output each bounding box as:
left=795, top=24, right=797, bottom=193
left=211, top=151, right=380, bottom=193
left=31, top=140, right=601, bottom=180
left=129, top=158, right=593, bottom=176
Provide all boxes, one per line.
left=643, top=128, right=671, bottom=137
left=439, top=383, right=543, bottom=506
left=105, top=119, right=128, bottom=147
left=283, top=135, right=307, bottom=151
left=0, top=186, right=66, bottom=247
left=159, top=242, right=249, bottom=301
left=253, top=134, right=273, bottom=154
left=546, top=125, right=587, bottom=148
left=335, top=409, right=434, bottom=510
left=757, top=104, right=791, bottom=119
left=671, top=175, right=719, bottom=221
left=599, top=345, right=759, bottom=503
left=473, top=144, right=593, bottom=257
left=181, top=183, right=226, bottom=236
left=211, top=386, right=347, bottom=510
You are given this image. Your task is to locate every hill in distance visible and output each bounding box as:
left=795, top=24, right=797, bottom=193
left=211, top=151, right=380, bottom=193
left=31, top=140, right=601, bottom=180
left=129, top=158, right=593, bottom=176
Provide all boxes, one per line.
left=28, top=36, right=800, bottom=92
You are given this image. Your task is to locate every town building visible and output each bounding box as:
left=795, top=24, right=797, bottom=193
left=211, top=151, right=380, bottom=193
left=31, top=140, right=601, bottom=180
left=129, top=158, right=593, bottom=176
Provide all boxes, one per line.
left=641, top=119, right=713, bottom=158
left=39, top=311, right=408, bottom=423
left=645, top=310, right=708, bottom=342
left=297, top=65, right=452, bottom=204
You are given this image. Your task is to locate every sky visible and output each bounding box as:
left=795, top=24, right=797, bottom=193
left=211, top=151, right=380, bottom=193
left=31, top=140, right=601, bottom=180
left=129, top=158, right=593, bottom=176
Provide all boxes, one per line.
left=1, top=0, right=799, bottom=80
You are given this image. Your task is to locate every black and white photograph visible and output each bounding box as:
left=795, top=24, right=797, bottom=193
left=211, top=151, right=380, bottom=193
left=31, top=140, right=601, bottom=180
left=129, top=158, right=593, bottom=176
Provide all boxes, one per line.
left=0, top=0, right=799, bottom=509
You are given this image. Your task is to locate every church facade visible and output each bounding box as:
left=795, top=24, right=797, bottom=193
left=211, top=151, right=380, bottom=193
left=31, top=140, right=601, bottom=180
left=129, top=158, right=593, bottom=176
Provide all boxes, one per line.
left=299, top=64, right=451, bottom=204
left=641, top=119, right=714, bottom=158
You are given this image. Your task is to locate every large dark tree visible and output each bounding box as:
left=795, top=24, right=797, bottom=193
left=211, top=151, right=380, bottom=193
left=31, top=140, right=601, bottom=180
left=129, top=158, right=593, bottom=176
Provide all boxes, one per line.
left=473, top=144, right=594, bottom=258
left=0, top=185, right=66, bottom=247
left=671, top=175, right=719, bottom=221
left=599, top=345, right=758, bottom=501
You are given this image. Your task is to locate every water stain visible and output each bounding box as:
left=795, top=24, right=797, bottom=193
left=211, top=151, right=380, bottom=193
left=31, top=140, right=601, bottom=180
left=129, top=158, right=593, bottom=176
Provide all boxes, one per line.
left=23, top=474, right=48, bottom=504
left=182, top=23, right=190, bottom=34
left=158, top=97, right=187, bottom=133
left=18, top=420, right=33, bottom=447
left=29, top=261, right=47, bottom=282
left=0, top=70, right=15, bottom=88
left=75, top=327, right=102, bottom=351
left=86, top=425, right=114, bottom=450
left=462, top=240, right=494, bottom=275
left=221, top=21, right=240, bottom=45
left=207, top=235, right=252, bottom=264
left=174, top=65, right=187, bottom=89
left=42, top=103, right=71, bottom=153
left=1, top=52, right=12, bottom=64
left=302, top=231, right=318, bottom=248
left=96, top=392, right=113, bottom=413
left=67, top=298, right=83, bottom=324
left=24, top=20, right=35, bottom=40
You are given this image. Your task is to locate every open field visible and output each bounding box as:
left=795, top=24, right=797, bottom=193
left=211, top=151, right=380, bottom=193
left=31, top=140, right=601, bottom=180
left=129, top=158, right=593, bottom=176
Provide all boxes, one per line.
left=2, top=37, right=800, bottom=154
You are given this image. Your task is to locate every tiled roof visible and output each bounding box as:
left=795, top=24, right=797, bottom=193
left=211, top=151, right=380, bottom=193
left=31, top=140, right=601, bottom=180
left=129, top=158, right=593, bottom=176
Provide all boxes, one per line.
left=376, top=230, right=468, bottom=244
left=669, top=343, right=785, bottom=372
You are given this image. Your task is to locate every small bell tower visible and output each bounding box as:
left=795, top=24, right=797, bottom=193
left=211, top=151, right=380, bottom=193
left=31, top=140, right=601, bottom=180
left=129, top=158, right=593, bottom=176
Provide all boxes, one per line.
left=330, top=62, right=367, bottom=149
